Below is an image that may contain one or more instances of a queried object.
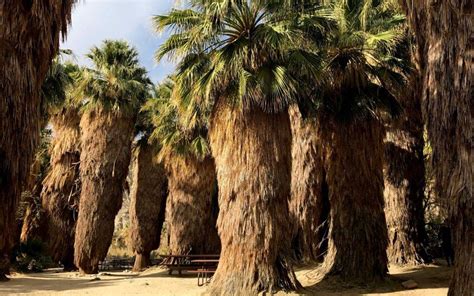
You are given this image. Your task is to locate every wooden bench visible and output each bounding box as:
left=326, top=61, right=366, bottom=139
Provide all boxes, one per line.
left=189, top=259, right=219, bottom=286
left=159, top=254, right=219, bottom=278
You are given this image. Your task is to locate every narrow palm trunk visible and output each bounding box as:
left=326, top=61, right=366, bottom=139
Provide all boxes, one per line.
left=74, top=108, right=135, bottom=274
left=208, top=102, right=300, bottom=295
left=384, top=87, right=429, bottom=265
left=289, top=107, right=329, bottom=262
left=129, top=143, right=168, bottom=271
left=164, top=153, right=219, bottom=255
left=321, top=118, right=388, bottom=283
left=0, top=1, right=75, bottom=279
left=402, top=1, right=472, bottom=294
left=41, top=110, right=81, bottom=271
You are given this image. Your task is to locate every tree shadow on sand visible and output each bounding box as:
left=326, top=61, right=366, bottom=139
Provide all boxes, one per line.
left=294, top=264, right=451, bottom=295
left=0, top=271, right=140, bottom=294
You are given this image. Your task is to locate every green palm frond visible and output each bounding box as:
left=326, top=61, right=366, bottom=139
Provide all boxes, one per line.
left=141, top=78, right=211, bottom=160
left=75, top=40, right=151, bottom=114
left=307, top=0, right=407, bottom=122
left=156, top=0, right=322, bottom=117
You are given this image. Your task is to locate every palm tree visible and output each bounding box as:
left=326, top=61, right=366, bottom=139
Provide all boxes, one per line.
left=143, top=79, right=220, bottom=256
left=19, top=129, right=52, bottom=245
left=303, top=0, right=406, bottom=282
left=0, top=1, right=76, bottom=280
left=128, top=103, right=168, bottom=272
left=40, top=62, right=82, bottom=271
left=289, top=107, right=329, bottom=263
left=383, top=33, right=430, bottom=265
left=73, top=40, right=150, bottom=274
left=401, top=1, right=472, bottom=294
left=20, top=56, right=77, bottom=247
left=154, top=1, right=319, bottom=293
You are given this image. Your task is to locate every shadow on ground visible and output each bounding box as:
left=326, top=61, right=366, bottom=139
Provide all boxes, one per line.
left=295, top=264, right=451, bottom=295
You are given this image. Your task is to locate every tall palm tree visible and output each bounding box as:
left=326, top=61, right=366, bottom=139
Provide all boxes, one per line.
left=0, top=1, right=76, bottom=280
left=383, top=34, right=429, bottom=265
left=401, top=1, right=472, bottom=294
left=20, top=56, right=76, bottom=246
left=289, top=107, right=329, bottom=263
left=73, top=40, right=150, bottom=274
left=155, top=1, right=319, bottom=293
left=302, top=0, right=406, bottom=282
left=19, top=129, right=52, bottom=245
left=128, top=101, right=168, bottom=272
left=143, top=79, right=220, bottom=256
left=40, top=62, right=83, bottom=271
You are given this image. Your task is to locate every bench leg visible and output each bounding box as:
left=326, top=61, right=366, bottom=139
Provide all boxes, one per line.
left=197, top=272, right=203, bottom=287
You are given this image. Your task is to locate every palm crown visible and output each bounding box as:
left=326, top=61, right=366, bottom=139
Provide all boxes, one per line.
left=306, top=0, right=406, bottom=121
left=141, top=78, right=211, bottom=160
left=154, top=0, right=320, bottom=116
left=76, top=40, right=151, bottom=114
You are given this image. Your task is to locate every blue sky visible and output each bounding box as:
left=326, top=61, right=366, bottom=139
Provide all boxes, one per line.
left=62, top=0, right=175, bottom=83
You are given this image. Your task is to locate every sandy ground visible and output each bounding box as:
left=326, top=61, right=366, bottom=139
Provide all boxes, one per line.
left=0, top=264, right=451, bottom=296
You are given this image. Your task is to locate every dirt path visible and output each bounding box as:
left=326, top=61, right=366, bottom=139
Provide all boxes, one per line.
left=0, top=264, right=451, bottom=295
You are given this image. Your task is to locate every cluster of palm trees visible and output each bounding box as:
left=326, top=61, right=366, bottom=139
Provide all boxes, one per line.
left=0, top=0, right=471, bottom=295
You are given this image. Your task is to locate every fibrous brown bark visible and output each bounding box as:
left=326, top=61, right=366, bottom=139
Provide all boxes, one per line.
left=74, top=108, right=135, bottom=274
left=0, top=0, right=76, bottom=279
left=321, top=118, right=388, bottom=283
left=401, top=1, right=473, bottom=294
left=208, top=102, right=300, bottom=295
left=289, top=107, right=329, bottom=263
left=163, top=153, right=219, bottom=255
left=20, top=155, right=47, bottom=244
left=41, top=109, right=81, bottom=271
left=129, top=143, right=168, bottom=271
left=384, top=73, right=429, bottom=265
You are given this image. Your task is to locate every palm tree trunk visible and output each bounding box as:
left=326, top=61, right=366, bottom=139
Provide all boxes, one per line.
left=74, top=108, right=135, bottom=274
left=402, top=1, right=472, bottom=294
left=163, top=153, right=219, bottom=255
left=0, top=1, right=75, bottom=280
left=384, top=80, right=429, bottom=265
left=41, top=110, right=81, bottom=270
left=321, top=118, right=388, bottom=283
left=289, top=107, right=329, bottom=263
left=129, top=143, right=168, bottom=271
left=207, top=102, right=300, bottom=295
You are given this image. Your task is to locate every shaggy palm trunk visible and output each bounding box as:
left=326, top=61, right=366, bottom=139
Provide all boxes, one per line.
left=384, top=82, right=429, bottom=265
left=321, top=118, right=388, bottom=283
left=208, top=102, right=300, bottom=295
left=0, top=1, right=75, bottom=279
left=41, top=110, right=81, bottom=271
left=289, top=107, right=329, bottom=263
left=402, top=1, right=472, bottom=294
left=20, top=163, right=47, bottom=244
left=164, top=153, right=219, bottom=255
left=74, top=108, right=135, bottom=274
left=129, top=143, right=168, bottom=271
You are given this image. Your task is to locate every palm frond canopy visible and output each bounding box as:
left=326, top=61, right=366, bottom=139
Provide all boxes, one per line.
left=155, top=0, right=322, bottom=115
left=76, top=40, right=151, bottom=114
left=40, top=51, right=82, bottom=120
left=309, top=0, right=407, bottom=122
left=141, top=78, right=210, bottom=160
